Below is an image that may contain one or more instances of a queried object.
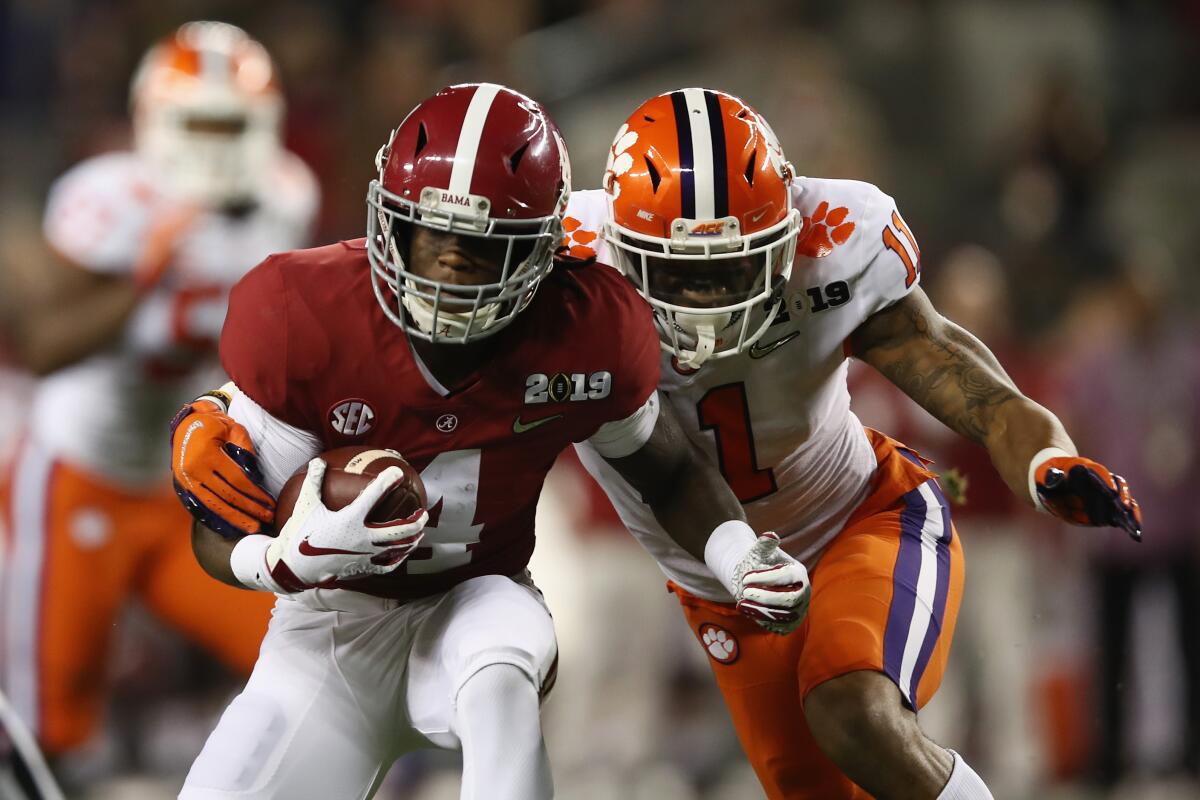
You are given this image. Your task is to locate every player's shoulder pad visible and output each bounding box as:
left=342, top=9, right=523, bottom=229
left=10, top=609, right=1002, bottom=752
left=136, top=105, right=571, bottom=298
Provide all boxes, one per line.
left=43, top=151, right=171, bottom=273
left=555, top=254, right=649, bottom=328
left=262, top=150, right=321, bottom=230
left=561, top=188, right=610, bottom=262
left=221, top=240, right=367, bottom=415
left=791, top=177, right=920, bottom=285
left=549, top=257, right=659, bottom=419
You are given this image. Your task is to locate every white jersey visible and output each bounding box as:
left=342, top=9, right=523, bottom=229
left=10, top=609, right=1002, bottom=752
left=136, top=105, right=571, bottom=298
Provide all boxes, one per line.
left=30, top=150, right=318, bottom=485
left=568, top=178, right=922, bottom=601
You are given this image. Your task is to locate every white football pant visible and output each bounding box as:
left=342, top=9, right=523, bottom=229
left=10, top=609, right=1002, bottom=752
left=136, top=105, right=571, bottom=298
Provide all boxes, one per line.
left=179, top=574, right=558, bottom=799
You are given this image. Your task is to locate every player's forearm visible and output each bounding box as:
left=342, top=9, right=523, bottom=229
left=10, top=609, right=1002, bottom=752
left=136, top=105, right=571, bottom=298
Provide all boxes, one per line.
left=983, top=395, right=1076, bottom=507
left=191, top=519, right=248, bottom=588
left=14, top=282, right=141, bottom=374
left=645, top=451, right=749, bottom=561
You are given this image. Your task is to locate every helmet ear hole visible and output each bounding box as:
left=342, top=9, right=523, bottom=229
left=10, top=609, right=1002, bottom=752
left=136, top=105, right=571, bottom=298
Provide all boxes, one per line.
left=509, top=141, right=530, bottom=174
left=645, top=157, right=661, bottom=193
left=414, top=123, right=428, bottom=156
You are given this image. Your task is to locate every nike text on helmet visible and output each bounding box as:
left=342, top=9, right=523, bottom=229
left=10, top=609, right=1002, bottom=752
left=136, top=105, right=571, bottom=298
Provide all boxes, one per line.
left=130, top=21, right=283, bottom=206
left=602, top=88, right=801, bottom=367
left=366, top=83, right=571, bottom=344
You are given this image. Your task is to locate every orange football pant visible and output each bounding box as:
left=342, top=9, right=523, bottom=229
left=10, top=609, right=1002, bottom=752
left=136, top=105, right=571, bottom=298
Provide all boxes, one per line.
left=672, top=431, right=965, bottom=799
left=0, top=438, right=274, bottom=754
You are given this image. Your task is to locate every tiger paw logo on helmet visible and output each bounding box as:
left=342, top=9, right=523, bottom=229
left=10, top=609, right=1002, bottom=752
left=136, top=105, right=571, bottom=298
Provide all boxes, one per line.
left=699, top=623, right=739, bottom=664
left=602, top=122, right=639, bottom=200
left=798, top=201, right=855, bottom=259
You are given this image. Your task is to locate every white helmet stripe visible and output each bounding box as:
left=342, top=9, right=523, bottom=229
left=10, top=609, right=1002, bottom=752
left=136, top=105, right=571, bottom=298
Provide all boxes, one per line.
left=448, top=83, right=502, bottom=196
left=682, top=87, right=716, bottom=220
left=199, top=46, right=229, bottom=85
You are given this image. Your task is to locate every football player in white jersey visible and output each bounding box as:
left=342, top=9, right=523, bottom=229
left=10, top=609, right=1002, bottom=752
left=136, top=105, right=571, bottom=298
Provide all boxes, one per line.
left=0, top=21, right=317, bottom=761
left=560, top=89, right=1142, bottom=800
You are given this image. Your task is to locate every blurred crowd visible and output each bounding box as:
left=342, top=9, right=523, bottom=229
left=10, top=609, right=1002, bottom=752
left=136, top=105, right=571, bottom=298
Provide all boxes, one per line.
left=1, top=1, right=1198, bottom=798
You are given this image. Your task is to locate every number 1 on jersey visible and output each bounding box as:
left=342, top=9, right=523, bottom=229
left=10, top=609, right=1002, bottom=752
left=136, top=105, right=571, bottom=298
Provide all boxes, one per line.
left=696, top=384, right=777, bottom=503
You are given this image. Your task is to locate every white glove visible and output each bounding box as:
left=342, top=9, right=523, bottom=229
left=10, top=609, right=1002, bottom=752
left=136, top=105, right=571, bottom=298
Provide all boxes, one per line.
left=264, top=458, right=428, bottom=593
left=731, top=533, right=811, bottom=634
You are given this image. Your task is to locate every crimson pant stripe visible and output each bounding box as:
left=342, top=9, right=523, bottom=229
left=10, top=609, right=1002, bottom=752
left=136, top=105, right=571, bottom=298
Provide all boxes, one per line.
left=703, top=90, right=729, bottom=219
left=670, top=91, right=696, bottom=219
left=907, top=480, right=954, bottom=703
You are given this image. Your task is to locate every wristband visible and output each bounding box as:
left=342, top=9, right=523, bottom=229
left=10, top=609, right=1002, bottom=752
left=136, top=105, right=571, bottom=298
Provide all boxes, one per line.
left=231, top=534, right=284, bottom=593
left=194, top=381, right=237, bottom=414
left=703, top=520, right=758, bottom=593
left=1028, top=446, right=1072, bottom=511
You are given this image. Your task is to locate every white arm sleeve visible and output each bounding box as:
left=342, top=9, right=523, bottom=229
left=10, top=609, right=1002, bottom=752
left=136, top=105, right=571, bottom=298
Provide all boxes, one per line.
left=227, top=387, right=322, bottom=496
left=587, top=391, right=660, bottom=459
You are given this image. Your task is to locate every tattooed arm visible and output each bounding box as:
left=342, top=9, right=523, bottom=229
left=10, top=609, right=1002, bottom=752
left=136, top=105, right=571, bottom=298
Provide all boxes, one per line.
left=848, top=287, right=1075, bottom=507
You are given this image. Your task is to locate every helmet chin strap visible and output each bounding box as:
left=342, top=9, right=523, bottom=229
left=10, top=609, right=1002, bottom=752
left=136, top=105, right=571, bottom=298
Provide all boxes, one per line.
left=402, top=284, right=500, bottom=339
left=674, top=310, right=731, bottom=368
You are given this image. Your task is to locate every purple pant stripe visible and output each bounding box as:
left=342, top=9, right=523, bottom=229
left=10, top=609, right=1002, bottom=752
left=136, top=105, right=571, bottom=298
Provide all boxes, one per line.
left=882, top=486, right=927, bottom=690
left=908, top=503, right=953, bottom=704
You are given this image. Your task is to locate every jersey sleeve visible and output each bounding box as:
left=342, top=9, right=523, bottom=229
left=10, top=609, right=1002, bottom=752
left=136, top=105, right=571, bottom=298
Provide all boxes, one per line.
left=561, top=189, right=613, bottom=264
left=267, top=151, right=321, bottom=246
left=607, top=274, right=662, bottom=423
left=220, top=255, right=302, bottom=428
left=852, top=184, right=923, bottom=316
left=228, top=388, right=321, bottom=496
left=42, top=153, right=165, bottom=274
left=586, top=390, right=660, bottom=458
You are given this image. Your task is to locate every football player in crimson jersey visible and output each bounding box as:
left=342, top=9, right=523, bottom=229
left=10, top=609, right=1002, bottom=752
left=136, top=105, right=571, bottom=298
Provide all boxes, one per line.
left=166, top=83, right=808, bottom=800
left=558, top=89, right=1143, bottom=800
left=0, top=22, right=316, bottom=762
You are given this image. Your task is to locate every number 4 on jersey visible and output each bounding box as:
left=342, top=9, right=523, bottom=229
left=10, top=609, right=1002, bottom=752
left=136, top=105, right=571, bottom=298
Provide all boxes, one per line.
left=405, top=449, right=484, bottom=574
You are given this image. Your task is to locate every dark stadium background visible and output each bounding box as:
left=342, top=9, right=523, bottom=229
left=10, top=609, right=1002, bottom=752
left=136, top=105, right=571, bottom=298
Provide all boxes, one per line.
left=1, top=2, right=1198, bottom=798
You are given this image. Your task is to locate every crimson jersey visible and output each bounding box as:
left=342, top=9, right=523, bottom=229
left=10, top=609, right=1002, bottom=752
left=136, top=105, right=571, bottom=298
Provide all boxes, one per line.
left=220, top=238, right=659, bottom=599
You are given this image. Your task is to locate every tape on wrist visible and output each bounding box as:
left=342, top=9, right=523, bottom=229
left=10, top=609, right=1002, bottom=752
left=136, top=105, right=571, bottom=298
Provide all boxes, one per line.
left=1028, top=446, right=1072, bottom=511
left=194, top=382, right=237, bottom=414
left=231, top=534, right=284, bottom=593
left=704, top=520, right=758, bottom=593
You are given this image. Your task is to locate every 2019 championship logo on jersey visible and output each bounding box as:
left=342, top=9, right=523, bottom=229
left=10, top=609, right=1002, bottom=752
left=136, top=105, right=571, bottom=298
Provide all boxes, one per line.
left=524, top=371, right=612, bottom=404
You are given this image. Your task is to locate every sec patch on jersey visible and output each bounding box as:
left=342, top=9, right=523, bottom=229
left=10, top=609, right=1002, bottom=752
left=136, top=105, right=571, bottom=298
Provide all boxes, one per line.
left=273, top=446, right=426, bottom=531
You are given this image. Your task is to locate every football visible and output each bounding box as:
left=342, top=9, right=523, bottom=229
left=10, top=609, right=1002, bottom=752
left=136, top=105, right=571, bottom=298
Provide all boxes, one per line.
left=272, top=446, right=426, bottom=533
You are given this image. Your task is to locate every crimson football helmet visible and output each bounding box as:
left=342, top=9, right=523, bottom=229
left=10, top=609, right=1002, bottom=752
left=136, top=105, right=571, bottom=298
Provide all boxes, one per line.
left=367, top=83, right=571, bottom=344
left=602, top=89, right=801, bottom=367
left=131, top=21, right=283, bottom=206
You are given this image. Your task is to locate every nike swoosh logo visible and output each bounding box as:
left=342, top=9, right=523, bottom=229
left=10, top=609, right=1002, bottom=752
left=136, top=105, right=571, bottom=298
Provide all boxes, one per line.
left=748, top=330, right=801, bottom=359
left=298, top=539, right=371, bottom=557
left=513, top=413, right=564, bottom=434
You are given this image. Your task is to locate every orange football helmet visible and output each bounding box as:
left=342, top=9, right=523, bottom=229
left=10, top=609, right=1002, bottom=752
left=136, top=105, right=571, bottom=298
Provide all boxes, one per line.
left=603, top=89, right=801, bottom=367
left=130, top=21, right=282, bottom=206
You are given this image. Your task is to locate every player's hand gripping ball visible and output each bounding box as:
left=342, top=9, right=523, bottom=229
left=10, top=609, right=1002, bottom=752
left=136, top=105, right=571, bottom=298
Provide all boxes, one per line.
left=266, top=447, right=429, bottom=592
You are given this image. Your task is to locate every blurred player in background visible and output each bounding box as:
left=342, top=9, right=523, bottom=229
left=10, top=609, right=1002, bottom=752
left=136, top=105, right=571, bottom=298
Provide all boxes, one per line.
left=0, top=20, right=317, bottom=765
left=165, top=82, right=805, bottom=799
left=563, top=88, right=1143, bottom=799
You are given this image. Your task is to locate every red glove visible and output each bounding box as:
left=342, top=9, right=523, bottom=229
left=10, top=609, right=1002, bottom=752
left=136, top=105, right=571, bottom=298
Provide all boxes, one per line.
left=1033, top=453, right=1142, bottom=541
left=170, top=389, right=275, bottom=538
